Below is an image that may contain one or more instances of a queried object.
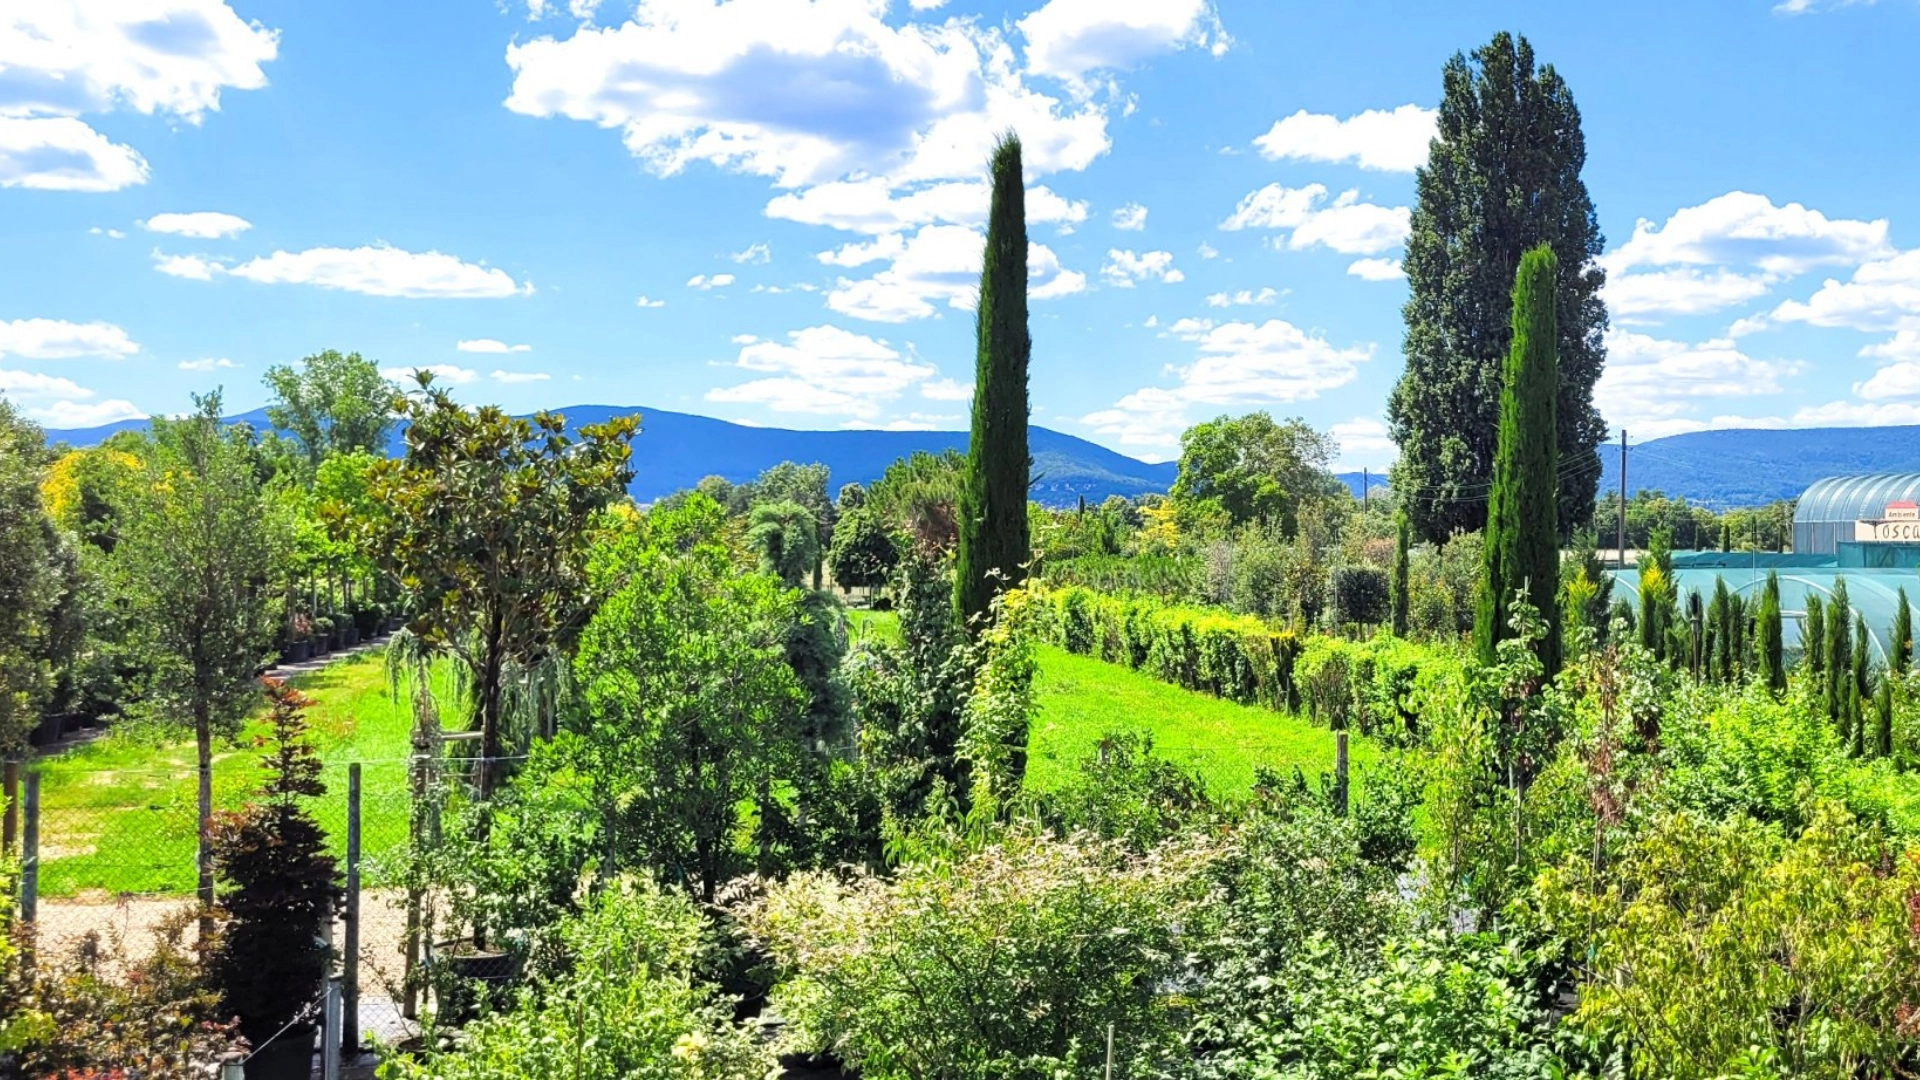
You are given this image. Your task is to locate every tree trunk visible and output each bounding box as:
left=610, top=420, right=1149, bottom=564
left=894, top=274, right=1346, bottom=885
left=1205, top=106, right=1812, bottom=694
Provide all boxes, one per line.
left=478, top=614, right=505, bottom=800
left=196, top=699, right=214, bottom=940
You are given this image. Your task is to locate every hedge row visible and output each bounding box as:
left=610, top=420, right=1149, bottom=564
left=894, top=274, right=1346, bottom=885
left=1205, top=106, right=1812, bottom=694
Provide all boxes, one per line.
left=1034, top=585, right=1464, bottom=749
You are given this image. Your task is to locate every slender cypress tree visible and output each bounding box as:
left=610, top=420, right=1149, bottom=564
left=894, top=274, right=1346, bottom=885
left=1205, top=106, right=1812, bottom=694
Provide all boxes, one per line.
left=1390, top=509, right=1411, bottom=638
left=1804, top=593, right=1825, bottom=680
left=1876, top=669, right=1895, bottom=759
left=1895, top=586, right=1913, bottom=673
left=955, top=133, right=1032, bottom=630
left=1851, top=615, right=1869, bottom=757
left=1827, top=580, right=1853, bottom=739
left=1709, top=577, right=1735, bottom=683
left=1757, top=570, right=1785, bottom=695
left=1474, top=244, right=1562, bottom=675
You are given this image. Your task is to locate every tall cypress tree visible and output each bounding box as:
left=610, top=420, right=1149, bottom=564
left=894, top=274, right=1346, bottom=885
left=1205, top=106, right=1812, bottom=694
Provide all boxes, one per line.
left=1895, top=586, right=1913, bottom=673
left=1390, top=31, right=1607, bottom=543
left=1804, top=593, right=1825, bottom=679
left=1474, top=244, right=1561, bottom=675
left=1826, top=580, right=1852, bottom=740
left=1390, top=509, right=1412, bottom=638
left=955, top=133, right=1032, bottom=630
left=1851, top=614, right=1870, bottom=757
left=1757, top=569, right=1785, bottom=695
left=1876, top=667, right=1895, bottom=759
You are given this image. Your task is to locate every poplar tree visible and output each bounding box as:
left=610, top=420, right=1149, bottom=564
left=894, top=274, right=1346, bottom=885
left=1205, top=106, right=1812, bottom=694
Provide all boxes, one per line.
left=1474, top=244, right=1561, bottom=675
left=1390, top=32, right=1607, bottom=543
left=1757, top=570, right=1786, bottom=695
left=1390, top=510, right=1411, bottom=638
left=1895, top=586, right=1913, bottom=673
left=955, top=133, right=1032, bottom=630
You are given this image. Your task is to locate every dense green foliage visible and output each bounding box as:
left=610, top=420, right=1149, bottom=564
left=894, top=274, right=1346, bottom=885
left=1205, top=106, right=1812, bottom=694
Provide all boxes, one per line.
left=262, top=348, right=398, bottom=467
left=1390, top=31, right=1607, bottom=542
left=955, top=133, right=1033, bottom=629
left=1170, top=412, right=1339, bottom=534
left=1476, top=245, right=1563, bottom=675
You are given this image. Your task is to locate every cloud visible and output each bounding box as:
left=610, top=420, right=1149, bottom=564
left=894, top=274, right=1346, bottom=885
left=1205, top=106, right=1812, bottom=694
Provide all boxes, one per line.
left=177, top=357, right=239, bottom=371
left=1205, top=287, right=1277, bottom=307
left=1605, top=267, right=1774, bottom=323
left=1774, top=0, right=1877, bottom=13
left=1345, top=257, right=1403, bottom=282
left=0, top=370, right=93, bottom=399
left=1100, top=249, right=1183, bottom=286
left=1330, top=416, right=1397, bottom=470
left=0, top=1, right=278, bottom=191
left=0, top=117, right=149, bottom=191
left=1788, top=399, right=1920, bottom=426
left=0, top=317, right=138, bottom=359
left=1604, top=192, right=1891, bottom=277
left=457, top=338, right=532, bottom=353
left=707, top=324, right=935, bottom=418
left=687, top=273, right=736, bottom=290
left=382, top=363, right=480, bottom=385
left=731, top=242, right=771, bottom=264
left=635, top=294, right=666, bottom=308
left=504, top=1, right=1112, bottom=192
left=919, top=377, right=973, bottom=400
left=1770, top=249, right=1920, bottom=332
left=163, top=245, right=532, bottom=298
left=1018, top=0, right=1227, bottom=83
left=1196, top=241, right=1218, bottom=259
left=1221, top=183, right=1409, bottom=255
left=88, top=226, right=126, bottom=239
left=1082, top=318, right=1371, bottom=449
left=1111, top=202, right=1147, bottom=231
left=1252, top=105, right=1436, bottom=172
left=491, top=370, right=551, bottom=384
left=820, top=224, right=1085, bottom=322
left=765, top=179, right=1086, bottom=234
left=1596, top=329, right=1799, bottom=437
left=142, top=211, right=251, bottom=239
left=33, top=399, right=146, bottom=427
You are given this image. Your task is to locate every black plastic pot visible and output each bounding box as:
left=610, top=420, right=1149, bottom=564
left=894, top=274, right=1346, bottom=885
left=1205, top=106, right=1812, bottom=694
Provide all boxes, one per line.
left=285, top=640, right=312, bottom=664
left=27, top=715, right=60, bottom=747
left=430, top=939, right=519, bottom=1025
left=242, top=1024, right=315, bottom=1080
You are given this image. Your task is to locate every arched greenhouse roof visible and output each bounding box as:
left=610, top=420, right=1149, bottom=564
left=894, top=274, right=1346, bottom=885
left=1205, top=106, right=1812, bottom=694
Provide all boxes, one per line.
left=1608, top=566, right=1919, bottom=662
left=1793, top=474, right=1920, bottom=554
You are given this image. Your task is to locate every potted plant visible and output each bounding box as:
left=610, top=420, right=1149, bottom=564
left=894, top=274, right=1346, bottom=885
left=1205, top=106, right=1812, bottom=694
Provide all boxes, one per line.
left=312, top=616, right=334, bottom=656
left=207, top=679, right=345, bottom=1080
left=285, top=614, right=313, bottom=665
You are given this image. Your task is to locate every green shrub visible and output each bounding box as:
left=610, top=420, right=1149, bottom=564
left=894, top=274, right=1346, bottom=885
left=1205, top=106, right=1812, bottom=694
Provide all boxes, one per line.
left=747, top=830, right=1214, bottom=1078
left=385, top=881, right=772, bottom=1080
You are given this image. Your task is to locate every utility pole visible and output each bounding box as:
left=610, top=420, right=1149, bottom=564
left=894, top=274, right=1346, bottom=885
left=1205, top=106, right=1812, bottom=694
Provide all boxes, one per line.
left=1362, top=467, right=1370, bottom=509
left=1617, top=429, right=1628, bottom=568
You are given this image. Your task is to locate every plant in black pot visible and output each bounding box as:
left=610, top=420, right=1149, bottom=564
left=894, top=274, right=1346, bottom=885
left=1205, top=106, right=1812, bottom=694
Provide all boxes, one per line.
left=312, top=616, right=334, bottom=656
left=208, top=678, right=344, bottom=1079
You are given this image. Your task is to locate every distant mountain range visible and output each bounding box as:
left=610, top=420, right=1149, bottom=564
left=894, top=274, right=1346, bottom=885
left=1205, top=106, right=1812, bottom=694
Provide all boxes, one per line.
left=1597, top=425, right=1920, bottom=508
left=43, top=405, right=1181, bottom=507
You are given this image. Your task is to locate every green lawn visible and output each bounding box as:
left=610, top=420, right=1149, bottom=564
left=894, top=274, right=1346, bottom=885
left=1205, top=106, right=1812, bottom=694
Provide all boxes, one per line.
left=1026, top=645, right=1380, bottom=800
left=30, top=650, right=429, bottom=897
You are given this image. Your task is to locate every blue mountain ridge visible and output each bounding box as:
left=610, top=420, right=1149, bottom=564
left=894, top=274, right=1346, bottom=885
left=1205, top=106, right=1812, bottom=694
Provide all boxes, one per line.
left=43, top=404, right=1181, bottom=507
left=1597, top=425, right=1920, bottom=509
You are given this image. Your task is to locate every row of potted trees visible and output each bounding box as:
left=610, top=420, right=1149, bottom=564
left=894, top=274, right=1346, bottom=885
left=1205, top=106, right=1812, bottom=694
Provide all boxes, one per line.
left=277, top=600, right=408, bottom=665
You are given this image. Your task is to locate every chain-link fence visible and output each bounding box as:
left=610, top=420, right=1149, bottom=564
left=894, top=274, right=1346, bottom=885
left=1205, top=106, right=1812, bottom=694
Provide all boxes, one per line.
left=4, top=752, right=441, bottom=1054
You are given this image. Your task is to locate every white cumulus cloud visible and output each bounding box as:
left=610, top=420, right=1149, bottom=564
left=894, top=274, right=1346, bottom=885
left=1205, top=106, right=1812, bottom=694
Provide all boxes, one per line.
left=1346, top=258, right=1403, bottom=282
left=1605, top=267, right=1774, bottom=323
left=162, top=245, right=532, bottom=298
left=0, top=317, right=138, bottom=359
left=1205, top=287, right=1276, bottom=307
left=1222, top=183, right=1409, bottom=255
left=687, top=273, right=736, bottom=290
left=820, top=224, right=1085, bottom=322
left=1597, top=329, right=1799, bottom=438
left=1605, top=192, right=1890, bottom=277
left=1111, top=202, right=1147, bottom=230
left=707, top=324, right=935, bottom=418
left=1101, top=249, right=1182, bottom=287
left=178, top=357, right=239, bottom=371
left=491, top=369, right=550, bottom=384
left=635, top=294, right=666, bottom=308
left=457, top=338, right=532, bottom=353
left=1252, top=105, right=1436, bottom=172
left=1770, top=249, right=1920, bottom=333
left=731, top=242, right=771, bottom=264
left=142, top=211, right=252, bottom=238
left=0, top=117, right=148, bottom=191
left=1018, top=0, right=1227, bottom=83
left=765, top=179, right=1086, bottom=234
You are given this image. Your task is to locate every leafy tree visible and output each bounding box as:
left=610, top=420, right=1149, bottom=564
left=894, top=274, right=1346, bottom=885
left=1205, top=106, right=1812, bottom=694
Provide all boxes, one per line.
left=827, top=505, right=899, bottom=592
left=837, top=481, right=867, bottom=511
left=1390, top=510, right=1411, bottom=637
left=113, top=392, right=278, bottom=916
left=262, top=349, right=398, bottom=466
left=747, top=500, right=821, bottom=589
left=336, top=374, right=637, bottom=796
left=1169, top=412, right=1339, bottom=534
left=868, top=449, right=964, bottom=551
left=1474, top=245, right=1562, bottom=676
left=1757, top=570, right=1785, bottom=695
left=1390, top=31, right=1607, bottom=543
left=0, top=401, right=62, bottom=754
left=574, top=494, right=804, bottom=902
left=955, top=132, right=1032, bottom=630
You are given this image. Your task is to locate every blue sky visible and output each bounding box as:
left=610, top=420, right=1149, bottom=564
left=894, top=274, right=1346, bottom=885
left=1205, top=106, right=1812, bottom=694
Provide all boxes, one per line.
left=6, top=0, right=1920, bottom=467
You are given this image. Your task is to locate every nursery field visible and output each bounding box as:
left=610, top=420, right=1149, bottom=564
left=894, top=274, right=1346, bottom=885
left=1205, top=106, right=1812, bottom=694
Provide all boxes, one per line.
left=1025, top=644, right=1380, bottom=797
left=28, top=651, right=429, bottom=898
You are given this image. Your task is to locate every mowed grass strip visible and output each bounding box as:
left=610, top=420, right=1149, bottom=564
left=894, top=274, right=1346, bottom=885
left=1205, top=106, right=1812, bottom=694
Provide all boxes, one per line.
left=1026, top=645, right=1379, bottom=800
left=29, top=650, right=435, bottom=898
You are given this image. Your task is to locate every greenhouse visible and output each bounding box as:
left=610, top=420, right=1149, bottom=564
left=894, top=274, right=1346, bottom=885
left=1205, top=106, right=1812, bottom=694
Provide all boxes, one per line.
left=1792, top=472, right=1920, bottom=554
left=1608, top=559, right=1918, bottom=661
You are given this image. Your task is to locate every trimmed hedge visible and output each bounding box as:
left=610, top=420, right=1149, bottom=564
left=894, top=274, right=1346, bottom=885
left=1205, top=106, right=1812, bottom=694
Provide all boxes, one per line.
left=1035, top=585, right=1462, bottom=748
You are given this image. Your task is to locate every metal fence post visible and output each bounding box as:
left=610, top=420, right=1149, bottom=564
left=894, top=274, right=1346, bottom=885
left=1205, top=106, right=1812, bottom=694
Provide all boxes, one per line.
left=3, top=759, right=16, bottom=853
left=1333, top=731, right=1350, bottom=817
left=322, top=977, right=342, bottom=1080
left=342, top=762, right=361, bottom=1056
left=21, top=770, right=38, bottom=968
